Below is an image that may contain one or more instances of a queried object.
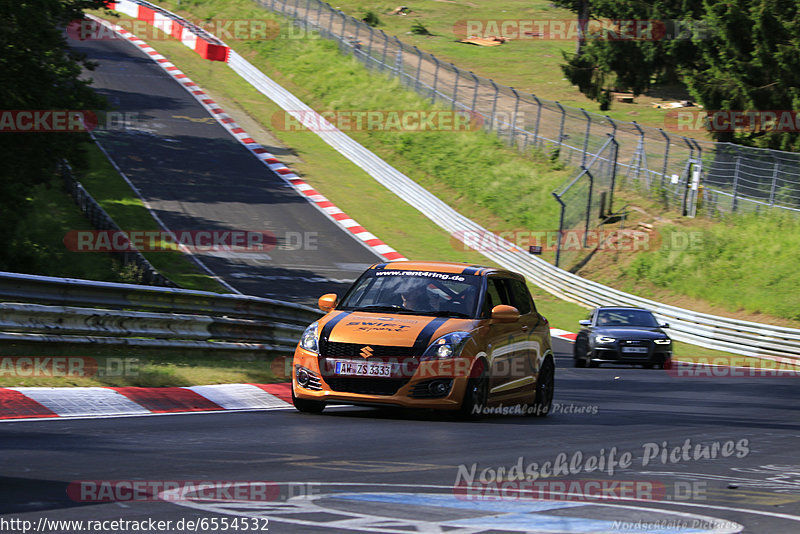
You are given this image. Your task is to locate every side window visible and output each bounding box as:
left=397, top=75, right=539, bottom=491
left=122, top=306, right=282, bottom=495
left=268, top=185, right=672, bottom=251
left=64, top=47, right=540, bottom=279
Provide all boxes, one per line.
left=507, top=278, right=533, bottom=315
left=482, top=278, right=508, bottom=317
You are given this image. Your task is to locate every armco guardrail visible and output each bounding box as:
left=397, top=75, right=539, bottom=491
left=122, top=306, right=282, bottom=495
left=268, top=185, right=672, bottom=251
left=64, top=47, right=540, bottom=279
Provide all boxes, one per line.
left=89, top=8, right=800, bottom=361
left=0, top=272, right=320, bottom=353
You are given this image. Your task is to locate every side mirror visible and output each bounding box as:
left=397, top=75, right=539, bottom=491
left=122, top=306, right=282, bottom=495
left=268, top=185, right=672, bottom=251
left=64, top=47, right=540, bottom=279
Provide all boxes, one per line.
left=491, top=304, right=520, bottom=323
left=318, top=293, right=338, bottom=312
left=660, top=323, right=669, bottom=329
left=579, top=320, right=591, bottom=327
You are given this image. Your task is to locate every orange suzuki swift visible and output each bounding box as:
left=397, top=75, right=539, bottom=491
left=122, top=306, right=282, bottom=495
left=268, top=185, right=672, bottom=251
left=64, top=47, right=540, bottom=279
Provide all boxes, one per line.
left=291, top=261, right=554, bottom=418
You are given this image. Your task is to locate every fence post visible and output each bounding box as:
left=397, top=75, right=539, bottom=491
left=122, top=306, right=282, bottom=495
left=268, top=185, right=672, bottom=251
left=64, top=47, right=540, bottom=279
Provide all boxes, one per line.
left=365, top=27, right=374, bottom=68
left=341, top=12, right=347, bottom=41
left=533, top=95, right=542, bottom=147
left=451, top=63, right=460, bottom=111
left=631, top=121, right=644, bottom=184
left=489, top=80, right=499, bottom=133
left=327, top=5, right=334, bottom=36
left=658, top=128, right=670, bottom=189
left=470, top=71, right=479, bottom=112
left=393, top=37, right=403, bottom=79
left=509, top=88, right=520, bottom=147
left=584, top=167, right=594, bottom=248
left=769, top=156, right=780, bottom=207
left=555, top=101, right=566, bottom=152
left=580, top=108, right=591, bottom=166
left=414, top=46, right=423, bottom=90
left=608, top=135, right=618, bottom=213
left=380, top=31, right=389, bottom=70
left=315, top=0, right=323, bottom=27
left=431, top=56, right=440, bottom=103
left=731, top=153, right=741, bottom=212
left=552, top=192, right=566, bottom=269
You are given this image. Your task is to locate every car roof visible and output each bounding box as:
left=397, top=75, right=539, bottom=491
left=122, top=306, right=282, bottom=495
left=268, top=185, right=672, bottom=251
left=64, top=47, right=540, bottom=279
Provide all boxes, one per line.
left=368, top=261, right=521, bottom=279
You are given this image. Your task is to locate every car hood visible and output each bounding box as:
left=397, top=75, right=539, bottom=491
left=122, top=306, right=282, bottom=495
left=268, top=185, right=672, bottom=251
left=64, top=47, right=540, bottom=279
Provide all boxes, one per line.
left=595, top=327, right=668, bottom=339
left=321, top=311, right=478, bottom=346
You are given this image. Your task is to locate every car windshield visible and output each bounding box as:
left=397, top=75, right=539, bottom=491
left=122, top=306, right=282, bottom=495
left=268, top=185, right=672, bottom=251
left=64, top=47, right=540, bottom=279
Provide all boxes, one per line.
left=338, top=269, right=482, bottom=318
left=596, top=309, right=659, bottom=327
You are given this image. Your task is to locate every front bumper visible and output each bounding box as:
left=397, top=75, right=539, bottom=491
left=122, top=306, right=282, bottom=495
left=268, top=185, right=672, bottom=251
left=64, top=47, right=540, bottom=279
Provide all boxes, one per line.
left=292, top=349, right=472, bottom=410
left=591, top=341, right=671, bottom=365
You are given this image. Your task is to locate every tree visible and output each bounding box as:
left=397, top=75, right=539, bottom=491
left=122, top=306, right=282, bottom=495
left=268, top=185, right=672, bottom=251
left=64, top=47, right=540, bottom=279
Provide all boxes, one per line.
left=0, top=0, right=108, bottom=270
left=554, top=0, right=800, bottom=150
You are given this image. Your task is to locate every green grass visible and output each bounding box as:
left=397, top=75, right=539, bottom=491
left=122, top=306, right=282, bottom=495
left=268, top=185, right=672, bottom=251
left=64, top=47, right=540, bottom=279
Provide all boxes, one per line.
left=621, top=212, right=800, bottom=321
left=275, top=0, right=701, bottom=129
left=10, top=174, right=137, bottom=283
left=79, top=141, right=227, bottom=292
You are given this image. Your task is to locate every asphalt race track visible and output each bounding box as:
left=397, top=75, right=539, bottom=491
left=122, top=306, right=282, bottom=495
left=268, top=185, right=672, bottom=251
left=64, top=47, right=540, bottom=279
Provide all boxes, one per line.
left=4, top=342, right=800, bottom=533
left=69, top=33, right=381, bottom=305
left=7, top=23, right=796, bottom=534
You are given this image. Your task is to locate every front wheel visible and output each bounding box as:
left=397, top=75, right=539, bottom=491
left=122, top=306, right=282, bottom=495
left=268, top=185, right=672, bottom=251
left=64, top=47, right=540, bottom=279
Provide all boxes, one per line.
left=529, top=358, right=555, bottom=417
left=292, top=390, right=325, bottom=413
left=457, top=362, right=488, bottom=420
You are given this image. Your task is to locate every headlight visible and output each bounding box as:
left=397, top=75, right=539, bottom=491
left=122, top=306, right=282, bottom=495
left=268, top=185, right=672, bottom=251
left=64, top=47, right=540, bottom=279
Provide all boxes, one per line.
left=299, top=321, right=319, bottom=353
left=654, top=338, right=672, bottom=345
left=595, top=335, right=616, bottom=344
left=421, top=331, right=471, bottom=360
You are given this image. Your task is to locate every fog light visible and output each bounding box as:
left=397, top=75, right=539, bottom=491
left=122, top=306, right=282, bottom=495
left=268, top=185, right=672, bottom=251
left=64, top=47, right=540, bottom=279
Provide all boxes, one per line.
left=429, top=380, right=449, bottom=396
left=296, top=368, right=310, bottom=387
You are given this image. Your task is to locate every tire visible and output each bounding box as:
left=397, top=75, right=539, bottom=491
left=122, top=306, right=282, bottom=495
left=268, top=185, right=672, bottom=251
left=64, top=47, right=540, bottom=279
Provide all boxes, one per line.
left=573, top=338, right=587, bottom=368
left=529, top=358, right=555, bottom=417
left=457, top=361, right=488, bottom=420
left=292, top=390, right=325, bottom=413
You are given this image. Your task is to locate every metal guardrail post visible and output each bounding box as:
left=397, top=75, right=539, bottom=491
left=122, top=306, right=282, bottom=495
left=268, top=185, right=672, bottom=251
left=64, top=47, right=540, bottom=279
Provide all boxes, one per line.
left=393, top=37, right=403, bottom=79
left=533, top=94, right=542, bottom=147
left=380, top=30, right=389, bottom=71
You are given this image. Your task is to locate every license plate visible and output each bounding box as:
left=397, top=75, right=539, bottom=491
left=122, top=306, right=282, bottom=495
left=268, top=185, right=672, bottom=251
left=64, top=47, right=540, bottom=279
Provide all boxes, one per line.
left=334, top=361, right=393, bottom=377
left=621, top=346, right=648, bottom=354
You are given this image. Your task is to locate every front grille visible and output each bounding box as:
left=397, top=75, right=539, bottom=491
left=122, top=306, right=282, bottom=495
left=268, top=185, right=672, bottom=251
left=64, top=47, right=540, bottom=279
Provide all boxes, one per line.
left=325, top=377, right=408, bottom=396
left=323, top=342, right=412, bottom=359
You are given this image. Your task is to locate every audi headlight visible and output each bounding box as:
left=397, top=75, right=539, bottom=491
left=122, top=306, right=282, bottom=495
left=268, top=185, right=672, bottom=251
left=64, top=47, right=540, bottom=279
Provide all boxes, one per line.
left=654, top=338, right=672, bottom=345
left=421, top=331, right=471, bottom=360
left=595, top=335, right=616, bottom=344
left=299, top=321, right=319, bottom=353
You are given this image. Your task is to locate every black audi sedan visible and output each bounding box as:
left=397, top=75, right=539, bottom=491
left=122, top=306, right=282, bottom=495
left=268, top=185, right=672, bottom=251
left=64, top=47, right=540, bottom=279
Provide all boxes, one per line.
left=573, top=307, right=672, bottom=369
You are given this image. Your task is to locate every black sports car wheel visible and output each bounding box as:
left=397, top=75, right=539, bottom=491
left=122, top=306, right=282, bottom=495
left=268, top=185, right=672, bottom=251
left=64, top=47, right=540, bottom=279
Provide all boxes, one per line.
left=292, top=390, right=325, bottom=413
left=529, top=358, right=555, bottom=417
